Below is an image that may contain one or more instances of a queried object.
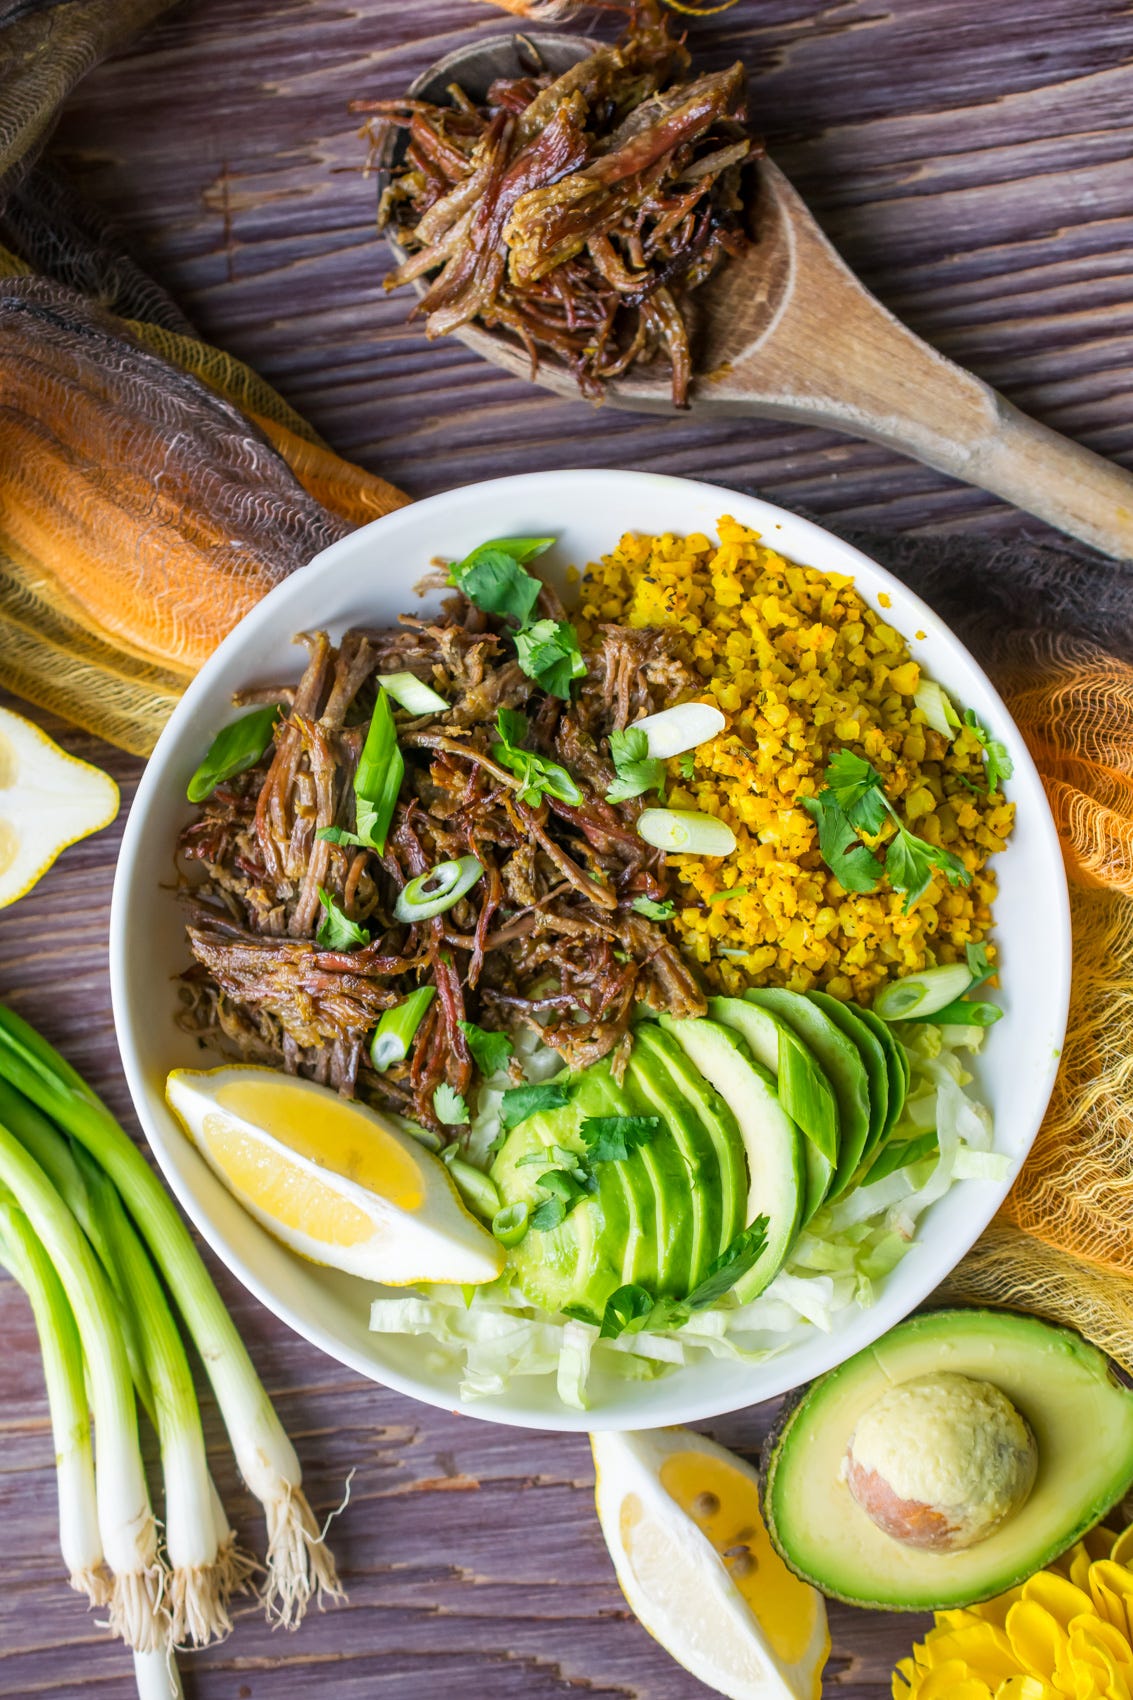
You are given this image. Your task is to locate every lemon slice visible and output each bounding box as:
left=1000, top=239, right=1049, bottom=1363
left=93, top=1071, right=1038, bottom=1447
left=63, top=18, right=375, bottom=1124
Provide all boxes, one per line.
left=591, top=1426, right=829, bottom=1700
left=0, top=706, right=119, bottom=909
left=165, top=1066, right=504, bottom=1286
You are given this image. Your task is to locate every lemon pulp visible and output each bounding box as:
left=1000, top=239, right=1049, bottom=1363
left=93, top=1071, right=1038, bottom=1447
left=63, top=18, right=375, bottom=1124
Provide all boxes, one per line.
left=659, top=1450, right=817, bottom=1666
left=212, top=1078, right=425, bottom=1207
left=201, top=1116, right=376, bottom=1245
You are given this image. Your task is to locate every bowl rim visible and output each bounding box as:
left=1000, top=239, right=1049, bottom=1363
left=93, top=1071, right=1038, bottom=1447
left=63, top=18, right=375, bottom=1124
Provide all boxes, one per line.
left=109, top=468, right=1072, bottom=1432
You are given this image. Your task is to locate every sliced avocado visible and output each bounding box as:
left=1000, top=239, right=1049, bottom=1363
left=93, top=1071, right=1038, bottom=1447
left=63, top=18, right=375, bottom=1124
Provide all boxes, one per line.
left=630, top=1023, right=745, bottom=1284
left=616, top=1059, right=695, bottom=1300
left=807, top=991, right=889, bottom=1180
left=708, top=996, right=836, bottom=1221
left=761, top=1308, right=1133, bottom=1611
left=660, top=1015, right=804, bottom=1303
left=745, top=988, right=871, bottom=1201
left=849, top=1001, right=909, bottom=1149
left=491, top=1063, right=633, bottom=1318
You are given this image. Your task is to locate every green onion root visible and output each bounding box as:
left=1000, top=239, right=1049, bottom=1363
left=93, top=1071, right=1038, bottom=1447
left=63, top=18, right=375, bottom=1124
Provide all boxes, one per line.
left=0, top=1006, right=344, bottom=1627
left=0, top=1123, right=166, bottom=1651
left=0, top=1196, right=110, bottom=1607
left=133, top=1649, right=185, bottom=1700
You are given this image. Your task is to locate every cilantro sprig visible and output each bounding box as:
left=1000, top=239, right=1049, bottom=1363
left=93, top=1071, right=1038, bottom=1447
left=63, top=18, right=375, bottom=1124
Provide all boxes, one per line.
left=457, top=1020, right=514, bottom=1078
left=433, top=1082, right=470, bottom=1126
left=492, top=708, right=583, bottom=806
left=605, top=725, right=665, bottom=805
left=804, top=750, right=971, bottom=911
left=961, top=709, right=1014, bottom=795
left=315, top=889, right=371, bottom=950
left=522, top=1115, right=662, bottom=1238
left=599, top=1219, right=770, bottom=1338
left=447, top=536, right=587, bottom=701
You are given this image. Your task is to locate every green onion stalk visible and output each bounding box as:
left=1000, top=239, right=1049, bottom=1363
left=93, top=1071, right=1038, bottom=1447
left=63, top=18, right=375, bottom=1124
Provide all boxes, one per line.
left=0, top=1194, right=110, bottom=1607
left=0, top=1005, right=343, bottom=1626
left=0, top=1124, right=166, bottom=1651
left=0, top=1075, right=258, bottom=1643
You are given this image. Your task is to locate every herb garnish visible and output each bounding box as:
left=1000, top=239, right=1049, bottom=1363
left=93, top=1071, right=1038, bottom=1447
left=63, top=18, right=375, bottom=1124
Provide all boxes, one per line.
left=315, top=889, right=371, bottom=950
left=962, top=709, right=1014, bottom=795
left=903, top=940, right=1003, bottom=1027
left=513, top=618, right=587, bottom=699
left=457, top=1020, right=514, bottom=1077
left=632, top=896, right=676, bottom=921
left=491, top=709, right=583, bottom=805
left=579, top=1115, right=660, bottom=1165
left=433, top=1082, right=470, bottom=1126
left=599, top=1219, right=770, bottom=1338
left=605, top=725, right=665, bottom=805
left=186, top=704, right=281, bottom=803
left=804, top=749, right=971, bottom=910
left=447, top=537, right=553, bottom=624
left=499, top=1081, right=571, bottom=1131
left=678, top=752, right=696, bottom=780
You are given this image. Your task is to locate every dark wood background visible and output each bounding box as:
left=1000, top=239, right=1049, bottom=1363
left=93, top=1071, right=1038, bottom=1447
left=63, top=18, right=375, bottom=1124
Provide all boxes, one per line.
left=3, top=0, right=1132, bottom=1694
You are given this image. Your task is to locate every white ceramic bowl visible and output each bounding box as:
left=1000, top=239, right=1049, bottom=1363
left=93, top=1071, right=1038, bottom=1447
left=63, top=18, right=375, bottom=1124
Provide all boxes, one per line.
left=110, top=470, right=1070, bottom=1432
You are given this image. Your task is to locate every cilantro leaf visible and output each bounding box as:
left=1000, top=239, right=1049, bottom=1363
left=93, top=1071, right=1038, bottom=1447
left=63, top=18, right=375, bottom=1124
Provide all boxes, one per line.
left=886, top=826, right=971, bottom=912
left=315, top=889, right=371, bottom=950
left=965, top=941, right=995, bottom=990
left=457, top=1020, right=514, bottom=1078
left=529, top=1195, right=566, bottom=1232
left=678, top=752, right=696, bottom=780
left=823, top=749, right=890, bottom=834
left=499, top=1081, right=570, bottom=1131
left=605, top=725, right=665, bottom=805
left=962, top=710, right=1014, bottom=794
left=579, top=1115, right=661, bottom=1165
left=686, top=1219, right=769, bottom=1309
left=600, top=1285, right=666, bottom=1338
left=513, top=619, right=587, bottom=699
left=492, top=707, right=583, bottom=806
left=632, top=896, right=676, bottom=922
left=316, top=825, right=366, bottom=847
left=433, top=1082, right=470, bottom=1126
left=536, top=1169, right=591, bottom=1214
left=802, top=793, right=885, bottom=893
left=448, top=537, right=553, bottom=625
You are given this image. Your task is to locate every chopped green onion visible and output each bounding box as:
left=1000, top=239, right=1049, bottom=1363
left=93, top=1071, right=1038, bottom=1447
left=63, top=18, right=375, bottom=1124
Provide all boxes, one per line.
left=903, top=998, right=1003, bottom=1028
left=371, top=987, right=436, bottom=1072
left=354, top=687, right=403, bottom=854
left=914, top=680, right=960, bottom=739
left=440, top=1148, right=500, bottom=1221
left=491, top=1201, right=529, bottom=1247
left=636, top=808, right=737, bottom=857
left=630, top=702, right=725, bottom=759
left=873, top=963, right=974, bottom=1022
left=0, top=1005, right=342, bottom=1624
left=632, top=896, right=675, bottom=921
left=186, top=705, right=280, bottom=803
left=377, top=672, right=449, bottom=714
left=708, top=886, right=749, bottom=906
left=394, top=856, right=484, bottom=923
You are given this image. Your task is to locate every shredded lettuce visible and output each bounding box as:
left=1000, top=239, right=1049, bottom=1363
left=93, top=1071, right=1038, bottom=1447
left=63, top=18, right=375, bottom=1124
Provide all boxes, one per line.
left=369, top=1019, right=1009, bottom=1410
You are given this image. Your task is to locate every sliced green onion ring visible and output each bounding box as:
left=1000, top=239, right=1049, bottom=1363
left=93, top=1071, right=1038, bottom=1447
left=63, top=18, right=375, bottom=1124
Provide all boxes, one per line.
left=631, top=701, right=725, bottom=759
left=873, top=962, right=974, bottom=1022
left=394, top=855, right=483, bottom=923
left=370, top=987, right=436, bottom=1072
left=914, top=679, right=960, bottom=740
left=377, top=671, right=449, bottom=715
left=492, top=1201, right=529, bottom=1247
left=636, top=808, right=737, bottom=857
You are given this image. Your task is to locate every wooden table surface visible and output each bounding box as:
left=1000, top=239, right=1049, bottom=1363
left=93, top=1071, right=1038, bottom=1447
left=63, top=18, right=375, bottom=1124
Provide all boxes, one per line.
left=3, top=1, right=1132, bottom=1695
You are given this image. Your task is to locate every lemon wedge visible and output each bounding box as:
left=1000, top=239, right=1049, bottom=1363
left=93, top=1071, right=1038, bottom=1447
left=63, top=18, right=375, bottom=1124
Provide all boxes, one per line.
left=165, top=1066, right=504, bottom=1286
left=591, top=1426, right=829, bottom=1700
left=0, top=706, right=119, bottom=909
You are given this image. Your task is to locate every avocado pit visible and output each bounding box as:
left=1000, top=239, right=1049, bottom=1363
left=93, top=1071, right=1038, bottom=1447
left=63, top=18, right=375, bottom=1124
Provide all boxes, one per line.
left=843, top=1371, right=1037, bottom=1551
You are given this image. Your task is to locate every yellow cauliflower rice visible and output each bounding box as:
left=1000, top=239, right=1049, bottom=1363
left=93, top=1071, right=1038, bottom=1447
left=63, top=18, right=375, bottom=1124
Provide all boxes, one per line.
left=577, top=517, right=1014, bottom=1001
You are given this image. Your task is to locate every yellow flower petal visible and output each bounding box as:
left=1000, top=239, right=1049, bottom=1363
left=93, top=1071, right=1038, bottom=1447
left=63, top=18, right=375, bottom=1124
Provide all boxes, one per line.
left=1022, top=1576, right=1095, bottom=1634
left=1087, top=1564, right=1133, bottom=1641
left=915, top=1662, right=994, bottom=1700
left=996, top=1676, right=1061, bottom=1700
left=1110, top=1532, right=1133, bottom=1570
left=1007, top=1600, right=1070, bottom=1680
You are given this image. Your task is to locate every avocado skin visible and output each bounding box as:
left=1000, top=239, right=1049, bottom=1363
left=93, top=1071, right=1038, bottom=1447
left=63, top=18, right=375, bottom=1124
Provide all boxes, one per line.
left=758, top=1306, right=1133, bottom=1611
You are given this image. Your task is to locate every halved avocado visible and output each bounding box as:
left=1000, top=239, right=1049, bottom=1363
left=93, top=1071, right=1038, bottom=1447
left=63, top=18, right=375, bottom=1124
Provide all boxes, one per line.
left=631, top=1023, right=746, bottom=1282
left=708, top=996, right=836, bottom=1222
left=806, top=991, right=889, bottom=1181
left=491, top=1063, right=633, bottom=1317
left=660, top=1014, right=804, bottom=1302
left=746, top=988, right=870, bottom=1201
left=761, top=1308, right=1133, bottom=1611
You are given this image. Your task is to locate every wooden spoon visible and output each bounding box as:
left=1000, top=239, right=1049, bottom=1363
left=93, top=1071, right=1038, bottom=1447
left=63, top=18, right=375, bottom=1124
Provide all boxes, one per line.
left=381, top=33, right=1133, bottom=562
